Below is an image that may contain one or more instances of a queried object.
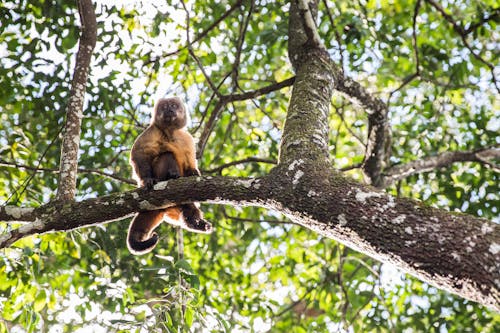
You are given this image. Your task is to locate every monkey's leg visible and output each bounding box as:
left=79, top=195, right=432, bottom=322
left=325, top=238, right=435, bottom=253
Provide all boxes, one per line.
left=154, top=153, right=212, bottom=233
left=127, top=210, right=165, bottom=254
left=153, top=152, right=180, bottom=180
left=179, top=204, right=213, bottom=233
left=164, top=205, right=212, bottom=233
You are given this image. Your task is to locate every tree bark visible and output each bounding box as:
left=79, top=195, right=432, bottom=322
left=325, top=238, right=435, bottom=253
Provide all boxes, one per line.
left=56, top=0, right=97, bottom=201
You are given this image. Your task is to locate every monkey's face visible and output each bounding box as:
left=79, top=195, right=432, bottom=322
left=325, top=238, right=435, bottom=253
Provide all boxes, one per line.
left=153, top=97, right=187, bottom=130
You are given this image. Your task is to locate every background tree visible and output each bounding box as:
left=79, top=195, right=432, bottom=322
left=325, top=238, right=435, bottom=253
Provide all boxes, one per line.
left=0, top=0, right=499, bottom=332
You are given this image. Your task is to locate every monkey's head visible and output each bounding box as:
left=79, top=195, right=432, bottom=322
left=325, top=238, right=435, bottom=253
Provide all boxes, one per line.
left=152, top=97, right=187, bottom=130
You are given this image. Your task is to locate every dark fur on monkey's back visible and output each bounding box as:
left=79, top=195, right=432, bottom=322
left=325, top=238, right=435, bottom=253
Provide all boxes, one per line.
left=127, top=97, right=212, bottom=255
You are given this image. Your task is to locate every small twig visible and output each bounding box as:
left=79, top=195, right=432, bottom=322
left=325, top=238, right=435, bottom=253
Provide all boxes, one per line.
left=381, top=146, right=500, bottom=187
left=425, top=0, right=499, bottom=93
left=0, top=159, right=135, bottom=185
left=203, top=157, right=277, bottom=174
left=3, top=127, right=63, bottom=205
left=338, top=247, right=350, bottom=328
left=180, top=0, right=222, bottom=97
left=334, top=106, right=366, bottom=147
left=321, top=0, right=345, bottom=71
left=147, top=0, right=244, bottom=64
left=192, top=71, right=232, bottom=135
left=196, top=77, right=295, bottom=158
left=231, top=0, right=254, bottom=89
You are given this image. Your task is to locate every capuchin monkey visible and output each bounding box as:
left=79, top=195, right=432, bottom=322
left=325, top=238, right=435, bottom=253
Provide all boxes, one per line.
left=127, top=97, right=212, bottom=255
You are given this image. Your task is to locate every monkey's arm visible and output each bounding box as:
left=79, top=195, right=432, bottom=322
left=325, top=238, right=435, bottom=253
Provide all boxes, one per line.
left=184, top=137, right=201, bottom=177
left=131, top=151, right=156, bottom=188
left=163, top=131, right=200, bottom=177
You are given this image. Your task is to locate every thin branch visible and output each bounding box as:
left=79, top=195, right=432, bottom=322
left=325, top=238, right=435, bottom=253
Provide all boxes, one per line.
left=463, top=9, right=500, bottom=34
left=412, top=0, right=422, bottom=75
left=3, top=127, right=62, bottom=205
left=297, top=0, right=325, bottom=50
left=381, top=147, right=500, bottom=187
left=334, top=106, right=366, bottom=147
left=388, top=0, right=422, bottom=99
left=231, top=0, right=254, bottom=89
left=196, top=77, right=295, bottom=158
left=147, top=0, right=244, bottom=63
left=56, top=0, right=97, bottom=201
left=181, top=0, right=222, bottom=97
left=336, top=76, right=390, bottom=187
left=425, top=0, right=500, bottom=93
left=338, top=247, right=350, bottom=328
left=192, top=71, right=232, bottom=135
left=227, top=77, right=295, bottom=102
left=203, top=157, right=277, bottom=174
left=196, top=99, right=226, bottom=159
left=0, top=160, right=135, bottom=185
left=322, top=0, right=345, bottom=71
left=78, top=168, right=135, bottom=184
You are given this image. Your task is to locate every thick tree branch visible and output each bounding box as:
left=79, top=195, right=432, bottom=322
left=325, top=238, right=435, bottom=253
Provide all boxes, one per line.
left=289, top=0, right=391, bottom=186
left=1, top=173, right=498, bottom=311
left=276, top=0, right=499, bottom=311
left=0, top=177, right=263, bottom=248
left=381, top=147, right=500, bottom=187
left=0, top=206, right=36, bottom=222
left=56, top=0, right=97, bottom=201
left=281, top=0, right=336, bottom=166
left=335, top=76, right=391, bottom=187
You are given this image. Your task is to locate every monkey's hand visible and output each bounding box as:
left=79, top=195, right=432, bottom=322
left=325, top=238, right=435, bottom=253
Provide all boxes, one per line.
left=141, top=177, right=157, bottom=189
left=165, top=168, right=180, bottom=179
left=184, top=168, right=201, bottom=177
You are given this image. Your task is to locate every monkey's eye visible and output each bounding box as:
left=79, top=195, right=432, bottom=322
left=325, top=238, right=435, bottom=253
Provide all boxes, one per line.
left=169, top=102, right=178, bottom=109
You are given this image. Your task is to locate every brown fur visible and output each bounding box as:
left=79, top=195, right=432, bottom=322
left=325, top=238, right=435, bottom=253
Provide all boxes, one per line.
left=127, top=97, right=212, bottom=255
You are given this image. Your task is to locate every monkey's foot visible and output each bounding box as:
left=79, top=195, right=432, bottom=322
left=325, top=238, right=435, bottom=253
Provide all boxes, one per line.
left=184, top=217, right=213, bottom=234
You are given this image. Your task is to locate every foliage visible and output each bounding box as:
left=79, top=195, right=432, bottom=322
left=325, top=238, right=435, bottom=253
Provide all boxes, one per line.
left=0, top=0, right=498, bottom=331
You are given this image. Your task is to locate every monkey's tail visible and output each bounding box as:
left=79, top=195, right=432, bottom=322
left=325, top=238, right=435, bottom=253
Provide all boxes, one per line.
left=127, top=210, right=164, bottom=255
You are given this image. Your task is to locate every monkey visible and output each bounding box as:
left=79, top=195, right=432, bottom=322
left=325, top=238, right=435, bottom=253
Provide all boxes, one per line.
left=127, top=97, right=212, bottom=255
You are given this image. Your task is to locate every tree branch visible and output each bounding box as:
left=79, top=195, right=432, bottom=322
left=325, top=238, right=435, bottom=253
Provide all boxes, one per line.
left=297, top=0, right=325, bottom=50
left=281, top=0, right=335, bottom=166
left=1, top=172, right=498, bottom=311
left=335, top=76, right=390, bottom=187
left=196, top=77, right=295, bottom=158
left=381, top=147, right=500, bottom=187
left=0, top=160, right=135, bottom=185
left=463, top=9, right=500, bottom=35
left=424, top=0, right=500, bottom=93
left=147, top=0, right=244, bottom=63
left=203, top=157, right=277, bottom=174
left=56, top=0, right=97, bottom=201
